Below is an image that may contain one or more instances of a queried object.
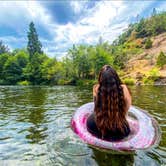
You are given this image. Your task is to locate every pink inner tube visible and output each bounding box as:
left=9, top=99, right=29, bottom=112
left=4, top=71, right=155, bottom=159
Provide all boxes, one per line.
left=71, top=102, right=161, bottom=152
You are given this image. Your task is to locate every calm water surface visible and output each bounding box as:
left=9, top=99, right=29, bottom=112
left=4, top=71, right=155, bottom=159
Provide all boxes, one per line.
left=0, top=85, right=165, bottom=165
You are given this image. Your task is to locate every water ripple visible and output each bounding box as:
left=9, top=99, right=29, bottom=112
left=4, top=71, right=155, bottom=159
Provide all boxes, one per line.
left=0, top=85, right=165, bottom=166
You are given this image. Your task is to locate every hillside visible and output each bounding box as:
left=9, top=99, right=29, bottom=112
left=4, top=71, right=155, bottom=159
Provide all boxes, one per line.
left=112, top=11, right=166, bottom=85
left=123, top=32, right=166, bottom=85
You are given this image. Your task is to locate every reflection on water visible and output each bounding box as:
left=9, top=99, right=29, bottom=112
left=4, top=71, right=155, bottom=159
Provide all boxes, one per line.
left=91, top=148, right=134, bottom=166
left=0, top=85, right=165, bottom=165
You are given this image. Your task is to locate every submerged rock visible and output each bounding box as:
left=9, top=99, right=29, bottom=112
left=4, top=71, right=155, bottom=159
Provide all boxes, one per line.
left=154, top=77, right=166, bottom=85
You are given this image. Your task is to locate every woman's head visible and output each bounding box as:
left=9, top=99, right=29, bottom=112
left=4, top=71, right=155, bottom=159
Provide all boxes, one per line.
left=98, top=65, right=122, bottom=87
left=94, top=65, right=128, bottom=138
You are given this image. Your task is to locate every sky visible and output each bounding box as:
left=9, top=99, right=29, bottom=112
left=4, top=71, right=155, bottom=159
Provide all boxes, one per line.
left=0, top=0, right=166, bottom=59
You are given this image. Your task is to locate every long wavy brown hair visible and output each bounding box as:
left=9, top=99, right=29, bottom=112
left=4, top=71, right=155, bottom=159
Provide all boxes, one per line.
left=94, top=65, right=129, bottom=138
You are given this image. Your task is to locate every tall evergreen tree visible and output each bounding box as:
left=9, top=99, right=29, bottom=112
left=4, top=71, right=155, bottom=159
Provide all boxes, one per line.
left=152, top=8, right=157, bottom=16
left=26, top=22, right=44, bottom=85
left=27, top=22, right=43, bottom=60
left=0, top=41, right=9, bottom=55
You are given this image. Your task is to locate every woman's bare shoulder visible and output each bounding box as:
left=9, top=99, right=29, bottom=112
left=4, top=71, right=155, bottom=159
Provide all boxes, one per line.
left=93, top=84, right=99, bottom=97
left=121, top=84, right=127, bottom=88
left=93, top=84, right=99, bottom=89
left=121, top=84, right=132, bottom=110
left=121, top=84, right=130, bottom=93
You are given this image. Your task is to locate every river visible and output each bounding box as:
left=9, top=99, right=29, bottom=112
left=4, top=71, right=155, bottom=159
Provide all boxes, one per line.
left=0, top=85, right=165, bottom=165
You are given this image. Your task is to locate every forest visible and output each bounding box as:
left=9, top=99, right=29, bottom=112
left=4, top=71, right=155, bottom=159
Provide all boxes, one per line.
left=1, top=10, right=166, bottom=86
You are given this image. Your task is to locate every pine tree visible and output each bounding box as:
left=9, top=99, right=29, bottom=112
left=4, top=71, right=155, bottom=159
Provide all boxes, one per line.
left=157, top=51, right=166, bottom=67
left=152, top=8, right=157, bottom=16
left=0, top=41, right=9, bottom=55
left=145, top=37, right=152, bottom=49
left=27, top=22, right=43, bottom=60
left=26, top=22, right=44, bottom=85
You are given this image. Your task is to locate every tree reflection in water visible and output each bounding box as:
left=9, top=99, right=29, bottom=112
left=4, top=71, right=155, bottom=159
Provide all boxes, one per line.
left=91, top=147, right=134, bottom=166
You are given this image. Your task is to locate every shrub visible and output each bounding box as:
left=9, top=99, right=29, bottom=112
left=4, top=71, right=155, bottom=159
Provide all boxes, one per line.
left=145, top=38, right=152, bottom=49
left=17, top=80, right=30, bottom=85
left=143, top=77, right=154, bottom=85
left=0, top=79, right=6, bottom=85
left=156, top=51, right=166, bottom=67
left=76, top=79, right=97, bottom=87
left=148, top=67, right=160, bottom=80
left=143, top=67, right=160, bottom=85
left=123, top=78, right=135, bottom=85
left=57, top=79, right=72, bottom=85
left=57, top=79, right=66, bottom=85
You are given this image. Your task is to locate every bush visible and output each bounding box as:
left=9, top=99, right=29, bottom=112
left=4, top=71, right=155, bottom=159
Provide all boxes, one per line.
left=148, top=67, right=160, bottom=80
left=0, top=79, right=6, bottom=85
left=57, top=79, right=72, bottom=85
left=143, top=67, right=160, bottom=85
left=17, top=80, right=30, bottom=85
left=145, top=38, right=152, bottom=49
left=123, top=78, right=135, bottom=85
left=143, top=77, right=154, bottom=85
left=156, top=51, right=166, bottom=67
left=76, top=79, right=97, bottom=87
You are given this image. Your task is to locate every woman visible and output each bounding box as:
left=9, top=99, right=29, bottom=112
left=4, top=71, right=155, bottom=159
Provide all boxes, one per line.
left=87, top=65, right=131, bottom=141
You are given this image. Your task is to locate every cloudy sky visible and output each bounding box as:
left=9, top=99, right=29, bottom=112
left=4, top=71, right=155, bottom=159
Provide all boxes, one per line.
left=0, top=0, right=166, bottom=58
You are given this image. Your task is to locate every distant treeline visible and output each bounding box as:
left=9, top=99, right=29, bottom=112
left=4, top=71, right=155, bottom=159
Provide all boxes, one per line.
left=0, top=9, right=166, bottom=86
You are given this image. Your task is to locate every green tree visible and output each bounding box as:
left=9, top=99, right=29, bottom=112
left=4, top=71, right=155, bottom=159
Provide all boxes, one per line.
left=145, top=38, right=152, bottom=49
left=90, top=45, right=114, bottom=79
left=0, top=53, right=9, bottom=84
left=0, top=41, right=9, bottom=55
left=156, top=51, right=166, bottom=67
left=152, top=8, right=157, bottom=16
left=1, top=50, right=28, bottom=85
left=26, top=22, right=45, bottom=85
left=3, top=54, right=27, bottom=84
left=62, top=56, right=74, bottom=79
left=27, top=22, right=43, bottom=60
left=41, top=57, right=64, bottom=84
left=135, top=18, right=147, bottom=38
left=24, top=53, right=47, bottom=85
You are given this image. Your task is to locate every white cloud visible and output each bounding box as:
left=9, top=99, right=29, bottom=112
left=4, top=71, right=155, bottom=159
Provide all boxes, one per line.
left=70, top=1, right=85, bottom=14
left=0, top=0, right=165, bottom=59
left=52, top=0, right=127, bottom=49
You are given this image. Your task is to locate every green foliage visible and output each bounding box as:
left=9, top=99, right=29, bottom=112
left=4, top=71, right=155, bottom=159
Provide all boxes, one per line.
left=3, top=56, right=22, bottom=84
left=2, top=11, right=166, bottom=86
left=76, top=79, right=97, bottom=87
left=123, top=78, right=135, bottom=85
left=156, top=51, right=166, bottom=67
left=145, top=38, right=152, bottom=49
left=64, top=43, right=114, bottom=81
left=27, top=22, right=43, bottom=60
left=143, top=77, right=154, bottom=85
left=112, top=45, right=128, bottom=69
left=135, top=18, right=148, bottom=38
left=0, top=50, right=28, bottom=85
left=57, top=79, right=69, bottom=85
left=91, top=45, right=114, bottom=78
left=114, top=11, right=166, bottom=45
left=0, top=41, right=9, bottom=54
left=0, top=53, right=9, bottom=81
left=17, top=80, right=30, bottom=85
left=143, top=67, right=160, bottom=85
left=24, top=53, right=47, bottom=85
left=148, top=67, right=160, bottom=78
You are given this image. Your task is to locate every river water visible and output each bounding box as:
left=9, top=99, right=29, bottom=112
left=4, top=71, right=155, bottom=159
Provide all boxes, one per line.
left=0, top=85, right=165, bottom=165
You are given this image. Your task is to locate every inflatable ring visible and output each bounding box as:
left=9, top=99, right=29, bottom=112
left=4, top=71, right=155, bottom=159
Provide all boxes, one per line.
left=71, top=102, right=161, bottom=152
